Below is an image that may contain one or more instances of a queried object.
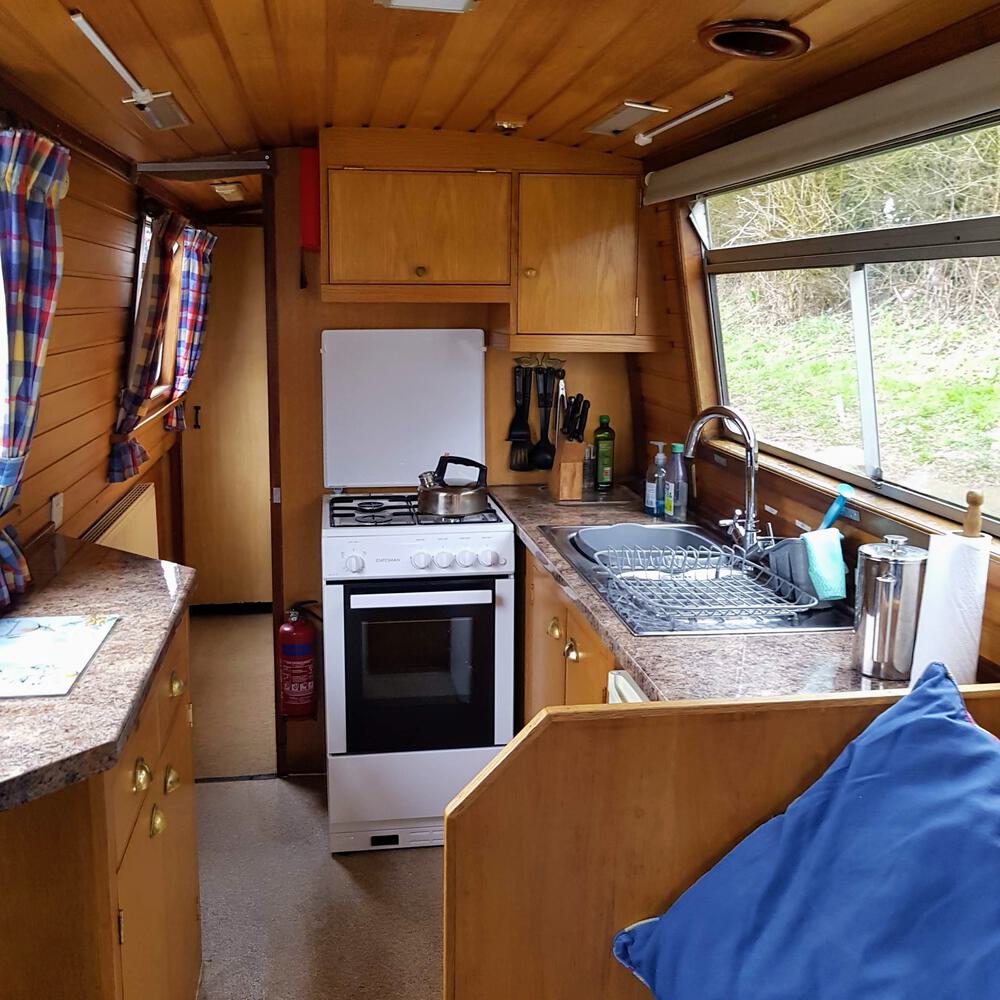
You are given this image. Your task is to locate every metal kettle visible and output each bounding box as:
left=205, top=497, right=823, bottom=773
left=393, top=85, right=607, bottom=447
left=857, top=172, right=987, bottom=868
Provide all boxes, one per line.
left=417, top=455, right=489, bottom=518
left=851, top=534, right=928, bottom=680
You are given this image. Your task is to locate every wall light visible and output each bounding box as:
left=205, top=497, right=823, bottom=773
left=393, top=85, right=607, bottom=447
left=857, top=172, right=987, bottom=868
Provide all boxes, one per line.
left=375, top=0, right=479, bottom=11
left=634, top=93, right=734, bottom=147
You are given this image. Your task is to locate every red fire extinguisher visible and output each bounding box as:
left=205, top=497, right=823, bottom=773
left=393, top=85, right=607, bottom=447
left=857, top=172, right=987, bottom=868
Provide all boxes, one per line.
left=278, top=605, right=317, bottom=718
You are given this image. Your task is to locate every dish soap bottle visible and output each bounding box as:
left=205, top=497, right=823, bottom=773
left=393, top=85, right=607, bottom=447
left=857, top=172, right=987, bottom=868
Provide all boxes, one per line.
left=594, top=415, right=615, bottom=492
left=644, top=441, right=667, bottom=517
left=664, top=443, right=688, bottom=522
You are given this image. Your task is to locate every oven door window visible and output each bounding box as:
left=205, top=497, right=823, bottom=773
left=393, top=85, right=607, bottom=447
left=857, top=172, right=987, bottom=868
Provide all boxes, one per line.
left=344, top=580, right=496, bottom=753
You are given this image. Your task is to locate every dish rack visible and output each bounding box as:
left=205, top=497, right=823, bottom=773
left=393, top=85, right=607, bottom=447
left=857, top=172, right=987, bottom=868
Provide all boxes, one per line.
left=595, top=544, right=819, bottom=629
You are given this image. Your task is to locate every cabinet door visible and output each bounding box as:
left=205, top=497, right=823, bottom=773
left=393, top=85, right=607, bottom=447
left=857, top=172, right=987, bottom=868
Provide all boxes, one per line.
left=160, top=708, right=202, bottom=1000
left=328, top=169, right=511, bottom=284
left=517, top=174, right=638, bottom=335
left=523, top=555, right=568, bottom=721
left=117, top=794, right=170, bottom=1000
left=563, top=607, right=613, bottom=706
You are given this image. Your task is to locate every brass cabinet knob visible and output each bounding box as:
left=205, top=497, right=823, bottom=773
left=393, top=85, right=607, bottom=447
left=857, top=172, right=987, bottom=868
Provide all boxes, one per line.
left=546, top=616, right=562, bottom=641
left=132, top=758, right=152, bottom=793
left=414, top=265, right=428, bottom=277
left=169, top=672, right=185, bottom=698
left=164, top=765, right=181, bottom=796
left=523, top=266, right=538, bottom=278
left=563, top=638, right=580, bottom=663
left=149, top=804, right=166, bottom=838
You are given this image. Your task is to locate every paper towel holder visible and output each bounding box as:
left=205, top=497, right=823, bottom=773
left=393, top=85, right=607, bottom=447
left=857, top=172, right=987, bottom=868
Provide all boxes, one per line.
left=960, top=490, right=984, bottom=539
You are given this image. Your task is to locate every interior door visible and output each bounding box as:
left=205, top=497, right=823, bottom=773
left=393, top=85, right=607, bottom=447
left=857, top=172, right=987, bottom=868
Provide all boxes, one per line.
left=517, top=174, right=639, bottom=335
left=181, top=226, right=271, bottom=604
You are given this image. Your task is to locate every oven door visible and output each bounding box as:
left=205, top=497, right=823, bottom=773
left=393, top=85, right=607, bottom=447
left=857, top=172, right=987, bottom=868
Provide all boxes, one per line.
left=340, top=577, right=497, bottom=754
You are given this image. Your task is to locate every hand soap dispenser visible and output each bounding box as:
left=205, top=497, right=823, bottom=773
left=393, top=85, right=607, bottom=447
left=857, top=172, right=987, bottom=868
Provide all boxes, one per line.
left=644, top=441, right=667, bottom=517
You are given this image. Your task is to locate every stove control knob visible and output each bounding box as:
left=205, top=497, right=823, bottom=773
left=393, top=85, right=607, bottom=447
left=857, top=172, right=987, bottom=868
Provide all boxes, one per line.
left=345, top=554, right=365, bottom=574
left=434, top=551, right=454, bottom=568
left=411, top=551, right=432, bottom=570
left=478, top=549, right=500, bottom=567
left=457, top=550, right=477, bottom=568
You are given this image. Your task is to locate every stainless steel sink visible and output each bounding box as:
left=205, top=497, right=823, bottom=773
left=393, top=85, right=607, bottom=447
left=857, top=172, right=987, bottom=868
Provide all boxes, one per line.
left=540, top=522, right=854, bottom=636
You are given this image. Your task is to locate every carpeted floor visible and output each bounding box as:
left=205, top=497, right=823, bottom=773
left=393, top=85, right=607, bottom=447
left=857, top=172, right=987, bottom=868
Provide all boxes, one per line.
left=191, top=613, right=277, bottom=779
left=196, top=776, right=442, bottom=1000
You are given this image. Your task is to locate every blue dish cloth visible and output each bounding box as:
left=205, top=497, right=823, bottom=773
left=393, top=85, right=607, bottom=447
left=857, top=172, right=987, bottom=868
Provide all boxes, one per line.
left=800, top=527, right=846, bottom=600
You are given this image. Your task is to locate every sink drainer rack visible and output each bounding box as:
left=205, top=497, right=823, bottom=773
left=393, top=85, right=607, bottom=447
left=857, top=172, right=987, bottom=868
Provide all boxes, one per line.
left=595, top=544, right=819, bottom=628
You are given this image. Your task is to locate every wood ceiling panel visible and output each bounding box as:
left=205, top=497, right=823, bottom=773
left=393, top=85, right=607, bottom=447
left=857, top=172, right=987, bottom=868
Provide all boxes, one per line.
left=597, top=0, right=1000, bottom=158
left=441, top=0, right=584, bottom=132
left=128, top=0, right=261, bottom=152
left=405, top=0, right=521, bottom=129
left=269, top=0, right=328, bottom=143
left=469, top=0, right=659, bottom=134
left=201, top=0, right=293, bottom=147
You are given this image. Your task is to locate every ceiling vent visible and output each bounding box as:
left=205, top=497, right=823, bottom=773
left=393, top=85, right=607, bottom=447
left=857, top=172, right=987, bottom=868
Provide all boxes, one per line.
left=211, top=181, right=247, bottom=203
left=699, top=20, right=811, bottom=60
left=586, top=101, right=671, bottom=137
left=69, top=10, right=190, bottom=130
left=375, top=0, right=479, bottom=11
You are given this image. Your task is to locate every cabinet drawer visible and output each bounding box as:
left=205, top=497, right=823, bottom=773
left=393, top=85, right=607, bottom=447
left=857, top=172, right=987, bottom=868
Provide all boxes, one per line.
left=151, top=617, right=190, bottom=741
left=108, top=692, right=160, bottom=868
left=328, top=169, right=511, bottom=284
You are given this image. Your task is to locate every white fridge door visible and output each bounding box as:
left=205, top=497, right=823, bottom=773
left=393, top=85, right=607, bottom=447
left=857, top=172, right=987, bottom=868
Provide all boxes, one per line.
left=321, top=328, right=485, bottom=488
left=607, top=669, right=650, bottom=704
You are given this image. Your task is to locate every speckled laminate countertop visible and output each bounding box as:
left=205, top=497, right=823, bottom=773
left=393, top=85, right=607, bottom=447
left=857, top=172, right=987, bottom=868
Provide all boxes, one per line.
left=0, top=534, right=195, bottom=811
left=490, top=486, right=904, bottom=703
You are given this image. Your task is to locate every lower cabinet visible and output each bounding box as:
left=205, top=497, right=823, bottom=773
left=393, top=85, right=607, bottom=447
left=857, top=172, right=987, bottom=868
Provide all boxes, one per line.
left=0, top=614, right=201, bottom=1000
left=523, top=552, right=614, bottom=721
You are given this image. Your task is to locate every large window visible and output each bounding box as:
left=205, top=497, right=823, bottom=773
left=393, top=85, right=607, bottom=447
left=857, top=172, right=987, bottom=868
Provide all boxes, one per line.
left=704, top=121, right=1000, bottom=530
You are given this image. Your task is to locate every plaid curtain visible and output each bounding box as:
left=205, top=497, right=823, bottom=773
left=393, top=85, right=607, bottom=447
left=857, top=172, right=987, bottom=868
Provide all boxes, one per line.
left=0, top=130, right=70, bottom=606
left=108, top=211, right=186, bottom=483
left=164, top=227, right=217, bottom=431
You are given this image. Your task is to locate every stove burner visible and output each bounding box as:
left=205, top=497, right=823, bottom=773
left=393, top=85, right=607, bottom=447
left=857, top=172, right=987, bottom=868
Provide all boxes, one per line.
left=356, top=512, right=393, bottom=525
left=356, top=499, right=387, bottom=513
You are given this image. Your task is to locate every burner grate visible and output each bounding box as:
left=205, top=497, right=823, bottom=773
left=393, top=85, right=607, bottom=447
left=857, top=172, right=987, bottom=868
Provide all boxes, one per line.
left=328, top=493, right=501, bottom=528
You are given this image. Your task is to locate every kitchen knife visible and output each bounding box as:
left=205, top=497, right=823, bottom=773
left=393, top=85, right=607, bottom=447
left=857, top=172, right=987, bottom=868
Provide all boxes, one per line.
left=572, top=399, right=590, bottom=442
left=562, top=393, right=583, bottom=437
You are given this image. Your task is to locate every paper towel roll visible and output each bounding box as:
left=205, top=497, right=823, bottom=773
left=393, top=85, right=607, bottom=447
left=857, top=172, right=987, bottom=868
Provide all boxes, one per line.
left=910, top=532, right=991, bottom=686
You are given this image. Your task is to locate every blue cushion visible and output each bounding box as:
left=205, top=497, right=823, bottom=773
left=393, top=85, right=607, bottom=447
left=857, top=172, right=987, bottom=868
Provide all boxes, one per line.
left=612, top=662, right=1000, bottom=999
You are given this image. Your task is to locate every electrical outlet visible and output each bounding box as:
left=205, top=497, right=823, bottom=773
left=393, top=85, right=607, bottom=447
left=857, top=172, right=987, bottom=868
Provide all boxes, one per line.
left=50, top=492, right=64, bottom=529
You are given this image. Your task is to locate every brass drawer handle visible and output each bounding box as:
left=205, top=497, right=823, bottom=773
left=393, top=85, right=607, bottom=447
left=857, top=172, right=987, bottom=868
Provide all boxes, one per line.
left=563, top=638, right=579, bottom=663
left=546, top=616, right=562, bottom=641
left=164, top=765, right=181, bottom=796
left=414, top=265, right=428, bottom=277
left=523, top=266, right=537, bottom=278
left=169, top=672, right=185, bottom=698
left=132, top=758, right=152, bottom=793
left=149, top=804, right=166, bottom=838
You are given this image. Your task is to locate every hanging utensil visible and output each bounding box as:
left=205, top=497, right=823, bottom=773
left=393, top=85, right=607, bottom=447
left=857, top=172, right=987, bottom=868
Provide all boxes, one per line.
left=508, top=365, right=533, bottom=471
left=528, top=367, right=556, bottom=470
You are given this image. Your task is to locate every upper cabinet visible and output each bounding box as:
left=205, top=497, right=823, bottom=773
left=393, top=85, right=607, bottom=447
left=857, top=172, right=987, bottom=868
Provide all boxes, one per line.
left=517, top=174, right=639, bottom=336
left=328, top=169, right=510, bottom=285
left=319, top=128, right=664, bottom=350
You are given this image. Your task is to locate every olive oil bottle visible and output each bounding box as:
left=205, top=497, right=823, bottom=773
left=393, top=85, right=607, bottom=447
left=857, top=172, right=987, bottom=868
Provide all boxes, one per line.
left=593, top=414, right=615, bottom=491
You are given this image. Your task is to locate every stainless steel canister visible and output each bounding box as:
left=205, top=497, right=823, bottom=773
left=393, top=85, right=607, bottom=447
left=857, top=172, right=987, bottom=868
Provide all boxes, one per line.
left=851, top=535, right=928, bottom=680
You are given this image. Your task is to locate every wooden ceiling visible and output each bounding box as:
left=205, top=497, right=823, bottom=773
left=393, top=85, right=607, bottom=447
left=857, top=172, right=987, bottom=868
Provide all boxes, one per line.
left=0, top=0, right=998, bottom=176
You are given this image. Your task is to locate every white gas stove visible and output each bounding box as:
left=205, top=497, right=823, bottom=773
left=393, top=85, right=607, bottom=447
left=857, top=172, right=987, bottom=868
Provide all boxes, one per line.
left=318, top=328, right=514, bottom=854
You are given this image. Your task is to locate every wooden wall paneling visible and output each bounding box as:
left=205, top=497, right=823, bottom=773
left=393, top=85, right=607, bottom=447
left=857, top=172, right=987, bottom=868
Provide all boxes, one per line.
left=34, top=372, right=121, bottom=438
left=60, top=197, right=138, bottom=251
left=41, top=342, right=126, bottom=397
left=47, top=313, right=129, bottom=356
left=485, top=349, right=635, bottom=488
left=444, top=687, right=1000, bottom=1000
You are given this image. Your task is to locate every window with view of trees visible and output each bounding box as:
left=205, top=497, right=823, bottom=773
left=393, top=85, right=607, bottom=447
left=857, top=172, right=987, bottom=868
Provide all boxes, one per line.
left=703, top=121, right=1000, bottom=529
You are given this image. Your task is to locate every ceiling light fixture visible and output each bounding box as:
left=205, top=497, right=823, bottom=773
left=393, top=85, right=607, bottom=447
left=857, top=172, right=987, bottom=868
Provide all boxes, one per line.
left=69, top=10, right=190, bottom=129
left=699, top=19, right=811, bottom=60
left=374, top=0, right=479, bottom=11
left=586, top=101, right=671, bottom=137
left=211, top=182, right=247, bottom=203
left=634, top=93, right=734, bottom=147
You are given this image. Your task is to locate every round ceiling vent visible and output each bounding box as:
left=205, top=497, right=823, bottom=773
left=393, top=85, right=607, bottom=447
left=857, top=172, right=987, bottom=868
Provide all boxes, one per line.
left=699, top=19, right=811, bottom=60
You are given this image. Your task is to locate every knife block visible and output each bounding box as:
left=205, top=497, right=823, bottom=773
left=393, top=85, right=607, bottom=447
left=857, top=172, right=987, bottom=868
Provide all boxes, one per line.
left=548, top=435, right=587, bottom=501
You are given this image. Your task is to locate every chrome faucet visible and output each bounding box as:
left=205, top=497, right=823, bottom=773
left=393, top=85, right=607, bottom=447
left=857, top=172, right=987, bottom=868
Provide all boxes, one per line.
left=683, top=405, right=760, bottom=553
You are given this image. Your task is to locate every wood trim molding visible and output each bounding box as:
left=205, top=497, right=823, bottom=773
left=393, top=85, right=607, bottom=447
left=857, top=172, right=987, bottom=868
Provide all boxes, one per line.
left=322, top=126, right=643, bottom=175
left=641, top=7, right=1000, bottom=173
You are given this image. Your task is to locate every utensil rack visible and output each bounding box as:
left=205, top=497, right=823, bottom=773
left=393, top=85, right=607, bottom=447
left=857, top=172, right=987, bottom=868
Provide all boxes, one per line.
left=595, top=544, right=819, bottom=628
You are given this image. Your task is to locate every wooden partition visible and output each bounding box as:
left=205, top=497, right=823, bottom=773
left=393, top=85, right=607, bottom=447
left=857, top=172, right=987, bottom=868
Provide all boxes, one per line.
left=444, top=687, right=1000, bottom=999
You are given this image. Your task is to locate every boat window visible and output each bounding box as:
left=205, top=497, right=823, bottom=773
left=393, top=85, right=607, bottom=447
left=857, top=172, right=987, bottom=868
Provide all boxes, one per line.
left=702, top=121, right=1000, bottom=529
